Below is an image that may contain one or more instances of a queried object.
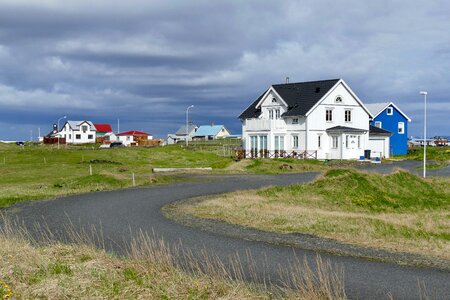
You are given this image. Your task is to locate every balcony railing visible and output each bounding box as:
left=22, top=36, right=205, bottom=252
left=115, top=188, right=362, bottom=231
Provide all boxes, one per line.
left=244, top=119, right=286, bottom=131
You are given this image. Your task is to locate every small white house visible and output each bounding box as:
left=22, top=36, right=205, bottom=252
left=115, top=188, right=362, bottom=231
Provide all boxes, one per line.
left=368, top=125, right=392, bottom=159
left=239, top=79, right=373, bottom=160
left=116, top=130, right=152, bottom=146
left=59, top=120, right=96, bottom=144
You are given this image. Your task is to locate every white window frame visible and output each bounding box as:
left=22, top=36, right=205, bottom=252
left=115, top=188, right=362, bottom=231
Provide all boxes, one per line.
left=398, top=122, right=405, bottom=134
left=335, top=96, right=343, bottom=103
left=292, top=135, right=299, bottom=149
left=345, top=110, right=352, bottom=122
left=75, top=134, right=81, bottom=140
left=332, top=136, right=338, bottom=149
left=387, top=107, right=393, bottom=115
left=326, top=109, right=333, bottom=122
left=275, top=109, right=281, bottom=119
left=292, top=118, right=298, bottom=124
left=374, top=121, right=382, bottom=128
left=318, top=134, right=322, bottom=149
left=269, top=110, right=274, bottom=120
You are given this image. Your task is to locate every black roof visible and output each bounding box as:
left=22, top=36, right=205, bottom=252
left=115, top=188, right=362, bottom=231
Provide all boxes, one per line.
left=326, top=126, right=367, bottom=133
left=238, top=79, right=340, bottom=119
left=369, top=125, right=392, bottom=135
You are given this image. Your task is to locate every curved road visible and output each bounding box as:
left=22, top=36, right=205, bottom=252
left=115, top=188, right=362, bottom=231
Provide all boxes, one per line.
left=4, top=171, right=450, bottom=299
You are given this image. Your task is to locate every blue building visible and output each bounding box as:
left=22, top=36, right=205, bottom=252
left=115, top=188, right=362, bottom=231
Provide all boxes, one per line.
left=366, top=102, right=411, bottom=155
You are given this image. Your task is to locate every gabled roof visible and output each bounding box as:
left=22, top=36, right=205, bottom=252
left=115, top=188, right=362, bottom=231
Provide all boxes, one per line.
left=238, top=79, right=340, bottom=119
left=365, top=102, right=412, bottom=122
left=117, top=130, right=151, bottom=136
left=369, top=125, right=392, bottom=136
left=65, top=120, right=96, bottom=131
left=194, top=125, right=227, bottom=137
left=176, top=124, right=198, bottom=135
left=94, top=124, right=113, bottom=133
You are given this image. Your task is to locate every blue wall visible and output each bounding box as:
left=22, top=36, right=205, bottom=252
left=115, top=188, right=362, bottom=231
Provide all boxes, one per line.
left=370, top=105, right=409, bottom=155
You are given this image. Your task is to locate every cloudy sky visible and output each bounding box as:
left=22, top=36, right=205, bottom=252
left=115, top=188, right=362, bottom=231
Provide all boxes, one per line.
left=0, top=0, right=449, bottom=140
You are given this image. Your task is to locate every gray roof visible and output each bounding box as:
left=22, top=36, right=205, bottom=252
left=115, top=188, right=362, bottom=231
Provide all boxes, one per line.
left=239, top=79, right=340, bottom=119
left=326, top=126, right=367, bottom=133
left=65, top=120, right=96, bottom=131
left=365, top=102, right=389, bottom=116
left=369, top=125, right=392, bottom=136
left=175, top=124, right=198, bottom=135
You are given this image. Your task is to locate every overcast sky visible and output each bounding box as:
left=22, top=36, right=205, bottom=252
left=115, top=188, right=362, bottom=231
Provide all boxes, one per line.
left=0, top=0, right=449, bottom=140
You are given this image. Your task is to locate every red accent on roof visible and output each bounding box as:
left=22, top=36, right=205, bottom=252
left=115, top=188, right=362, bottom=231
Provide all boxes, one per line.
left=117, top=130, right=152, bottom=136
left=94, top=124, right=113, bottom=132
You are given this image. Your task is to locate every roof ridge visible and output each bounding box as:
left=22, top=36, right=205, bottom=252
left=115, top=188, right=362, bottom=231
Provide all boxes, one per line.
left=272, top=78, right=340, bottom=87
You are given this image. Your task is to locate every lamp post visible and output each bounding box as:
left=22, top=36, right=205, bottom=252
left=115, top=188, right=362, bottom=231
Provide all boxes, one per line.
left=419, top=91, right=427, bottom=178
left=57, top=115, right=67, bottom=150
left=186, top=105, right=194, bottom=147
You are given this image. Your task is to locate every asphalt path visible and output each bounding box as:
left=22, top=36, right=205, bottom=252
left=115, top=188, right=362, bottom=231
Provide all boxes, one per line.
left=3, top=165, right=450, bottom=299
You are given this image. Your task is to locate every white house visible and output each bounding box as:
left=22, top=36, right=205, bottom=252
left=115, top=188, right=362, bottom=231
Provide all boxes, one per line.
left=368, top=125, right=392, bottom=159
left=239, top=79, right=373, bottom=160
left=59, top=120, right=97, bottom=144
left=116, top=130, right=152, bottom=146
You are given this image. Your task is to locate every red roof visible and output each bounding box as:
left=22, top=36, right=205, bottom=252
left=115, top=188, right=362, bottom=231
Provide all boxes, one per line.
left=117, top=130, right=151, bottom=137
left=94, top=124, right=113, bottom=133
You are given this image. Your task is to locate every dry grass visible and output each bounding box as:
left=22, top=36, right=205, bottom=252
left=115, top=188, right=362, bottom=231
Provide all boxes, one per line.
left=179, top=171, right=450, bottom=261
left=0, top=215, right=347, bottom=299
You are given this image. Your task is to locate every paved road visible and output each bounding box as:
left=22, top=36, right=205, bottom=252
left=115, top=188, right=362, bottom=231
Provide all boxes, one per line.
left=4, top=167, right=450, bottom=299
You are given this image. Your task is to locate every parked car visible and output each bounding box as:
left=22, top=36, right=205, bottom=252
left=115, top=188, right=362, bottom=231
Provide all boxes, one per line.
left=16, top=141, right=25, bottom=146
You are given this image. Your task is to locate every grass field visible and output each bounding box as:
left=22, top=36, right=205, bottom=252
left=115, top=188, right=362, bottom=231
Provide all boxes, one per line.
left=0, top=142, right=330, bottom=207
left=395, top=146, right=450, bottom=162
left=179, top=169, right=450, bottom=260
left=0, top=143, right=234, bottom=207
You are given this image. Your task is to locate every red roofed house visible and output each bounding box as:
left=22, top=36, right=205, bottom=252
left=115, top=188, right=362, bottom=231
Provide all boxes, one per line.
left=117, top=130, right=153, bottom=146
left=94, top=123, right=116, bottom=144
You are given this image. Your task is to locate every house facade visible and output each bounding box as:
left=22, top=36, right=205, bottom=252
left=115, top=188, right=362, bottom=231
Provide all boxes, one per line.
left=368, top=125, right=392, bottom=159
left=117, top=130, right=153, bottom=146
left=94, top=123, right=116, bottom=144
left=59, top=120, right=96, bottom=144
left=365, top=102, right=411, bottom=155
left=193, top=125, right=230, bottom=140
left=239, top=79, right=372, bottom=160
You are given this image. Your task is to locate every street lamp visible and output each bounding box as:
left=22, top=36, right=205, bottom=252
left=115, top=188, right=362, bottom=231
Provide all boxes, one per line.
left=57, top=115, right=67, bottom=150
left=419, top=91, right=427, bottom=178
left=186, top=105, right=194, bottom=147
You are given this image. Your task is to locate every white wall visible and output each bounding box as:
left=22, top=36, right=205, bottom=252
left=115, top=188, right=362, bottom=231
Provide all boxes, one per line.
left=61, top=122, right=96, bottom=144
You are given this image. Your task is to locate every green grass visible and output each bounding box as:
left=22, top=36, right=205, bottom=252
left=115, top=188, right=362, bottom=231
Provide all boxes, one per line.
left=0, top=143, right=234, bottom=207
left=261, top=169, right=449, bottom=212
left=395, top=146, right=450, bottom=162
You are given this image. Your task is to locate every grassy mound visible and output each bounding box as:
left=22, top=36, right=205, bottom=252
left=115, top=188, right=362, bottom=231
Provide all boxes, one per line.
left=260, top=169, right=449, bottom=212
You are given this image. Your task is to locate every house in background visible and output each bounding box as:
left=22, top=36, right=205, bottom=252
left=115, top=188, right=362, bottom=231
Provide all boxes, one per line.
left=368, top=125, right=392, bottom=158
left=365, top=102, right=411, bottom=155
left=94, top=123, right=116, bottom=144
left=193, top=125, right=231, bottom=140
left=239, top=79, right=372, bottom=160
left=59, top=120, right=96, bottom=144
left=166, top=124, right=198, bottom=144
left=117, top=130, right=153, bottom=146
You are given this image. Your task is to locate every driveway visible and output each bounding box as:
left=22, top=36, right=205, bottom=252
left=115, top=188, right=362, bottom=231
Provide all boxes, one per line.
left=3, top=167, right=450, bottom=299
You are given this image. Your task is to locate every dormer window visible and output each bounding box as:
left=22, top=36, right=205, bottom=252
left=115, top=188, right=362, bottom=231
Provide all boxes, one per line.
left=272, top=97, right=277, bottom=103
left=292, top=118, right=298, bottom=124
left=335, top=96, right=342, bottom=103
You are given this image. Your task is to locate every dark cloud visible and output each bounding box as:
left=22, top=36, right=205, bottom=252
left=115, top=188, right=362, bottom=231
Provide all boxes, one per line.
left=0, top=0, right=449, bottom=141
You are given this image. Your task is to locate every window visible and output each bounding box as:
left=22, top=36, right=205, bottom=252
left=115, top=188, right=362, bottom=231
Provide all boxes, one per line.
left=374, top=121, right=382, bottom=128
left=272, top=97, right=277, bottom=103
left=387, top=107, right=393, bottom=115
left=274, top=135, right=284, bottom=150
left=345, top=110, right=351, bottom=122
left=88, top=134, right=93, bottom=140
left=250, top=136, right=257, bottom=151
left=345, top=135, right=349, bottom=148
left=335, top=96, right=342, bottom=103
left=357, top=136, right=361, bottom=148
left=293, top=136, right=299, bottom=149
left=75, top=134, right=81, bottom=140
left=81, top=125, right=88, bottom=132
left=269, top=110, right=274, bottom=120
left=69, top=134, right=71, bottom=139
left=318, top=135, right=321, bottom=148
left=292, top=118, right=298, bottom=124
left=398, top=122, right=405, bottom=134
left=126, top=136, right=131, bottom=141
left=326, top=109, right=333, bottom=122
left=275, top=109, right=281, bottom=119
left=332, top=136, right=338, bottom=148
left=259, top=135, right=267, bottom=150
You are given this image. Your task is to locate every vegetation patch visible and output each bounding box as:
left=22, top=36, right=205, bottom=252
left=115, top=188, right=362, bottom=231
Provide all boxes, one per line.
left=180, top=169, right=450, bottom=260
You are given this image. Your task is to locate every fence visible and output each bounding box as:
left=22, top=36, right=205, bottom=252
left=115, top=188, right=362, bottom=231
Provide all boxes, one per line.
left=235, top=149, right=318, bottom=160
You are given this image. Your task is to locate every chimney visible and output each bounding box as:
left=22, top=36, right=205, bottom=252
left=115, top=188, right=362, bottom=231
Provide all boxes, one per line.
left=286, top=76, right=290, bottom=84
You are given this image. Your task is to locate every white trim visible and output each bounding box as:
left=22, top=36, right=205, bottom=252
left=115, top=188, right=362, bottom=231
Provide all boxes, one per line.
left=255, top=86, right=289, bottom=109
left=305, top=79, right=374, bottom=118
left=374, top=121, right=382, bottom=128
left=370, top=102, right=412, bottom=122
